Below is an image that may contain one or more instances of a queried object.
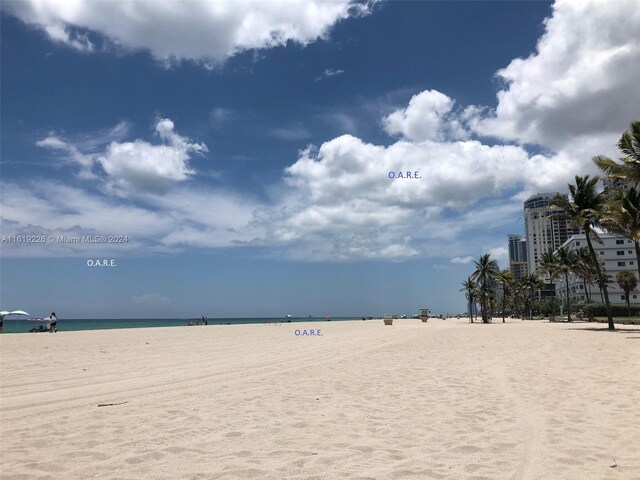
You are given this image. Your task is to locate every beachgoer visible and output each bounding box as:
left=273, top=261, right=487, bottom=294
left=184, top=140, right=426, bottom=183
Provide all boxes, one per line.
left=187, top=321, right=193, bottom=326
left=49, top=312, right=58, bottom=333
left=204, top=316, right=208, bottom=325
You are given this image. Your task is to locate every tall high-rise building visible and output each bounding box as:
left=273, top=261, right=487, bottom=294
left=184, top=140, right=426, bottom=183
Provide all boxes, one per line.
left=507, top=234, right=528, bottom=280
left=524, top=193, right=582, bottom=275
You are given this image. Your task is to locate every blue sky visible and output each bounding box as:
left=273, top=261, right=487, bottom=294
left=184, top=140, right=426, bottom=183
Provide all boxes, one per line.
left=1, top=0, right=639, bottom=318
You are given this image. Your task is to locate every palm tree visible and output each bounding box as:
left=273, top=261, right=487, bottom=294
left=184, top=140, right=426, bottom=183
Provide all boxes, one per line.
left=531, top=274, right=545, bottom=317
left=512, top=281, right=525, bottom=319
left=596, top=271, right=614, bottom=303
left=573, top=247, right=596, bottom=303
left=552, top=176, right=615, bottom=329
left=497, top=270, right=515, bottom=323
left=594, top=121, right=640, bottom=181
left=600, top=187, right=640, bottom=282
left=539, top=251, right=560, bottom=284
left=616, top=270, right=637, bottom=316
left=553, top=247, right=578, bottom=321
left=460, top=277, right=477, bottom=323
left=472, top=254, right=499, bottom=323
left=520, top=273, right=542, bottom=319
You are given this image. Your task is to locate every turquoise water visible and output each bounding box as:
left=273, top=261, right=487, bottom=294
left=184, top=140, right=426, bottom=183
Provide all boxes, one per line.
left=0, top=317, right=363, bottom=334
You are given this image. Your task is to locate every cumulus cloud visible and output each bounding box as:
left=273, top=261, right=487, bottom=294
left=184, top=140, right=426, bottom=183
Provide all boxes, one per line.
left=36, top=118, right=206, bottom=195
left=383, top=90, right=468, bottom=142
left=252, top=133, right=535, bottom=260
left=471, top=0, right=640, bottom=152
left=98, top=118, right=206, bottom=195
left=5, top=0, right=368, bottom=66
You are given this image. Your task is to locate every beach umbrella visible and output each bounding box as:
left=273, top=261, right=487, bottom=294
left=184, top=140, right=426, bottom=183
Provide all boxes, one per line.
left=0, top=310, right=30, bottom=317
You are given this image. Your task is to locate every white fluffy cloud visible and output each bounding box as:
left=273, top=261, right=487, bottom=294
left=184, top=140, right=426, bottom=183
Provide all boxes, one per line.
left=253, top=134, right=536, bottom=260
left=98, top=119, right=206, bottom=195
left=383, top=90, right=468, bottom=142
left=472, top=0, right=640, bottom=152
left=36, top=118, right=206, bottom=195
left=5, top=0, right=367, bottom=65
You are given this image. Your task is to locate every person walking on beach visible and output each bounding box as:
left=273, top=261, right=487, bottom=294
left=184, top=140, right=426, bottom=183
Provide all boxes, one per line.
left=48, top=312, right=58, bottom=333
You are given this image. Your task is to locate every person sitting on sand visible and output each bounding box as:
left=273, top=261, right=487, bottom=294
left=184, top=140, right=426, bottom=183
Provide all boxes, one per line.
left=49, top=312, right=58, bottom=333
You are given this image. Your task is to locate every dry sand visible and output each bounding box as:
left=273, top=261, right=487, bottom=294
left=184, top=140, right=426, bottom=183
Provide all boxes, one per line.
left=1, top=318, right=639, bottom=479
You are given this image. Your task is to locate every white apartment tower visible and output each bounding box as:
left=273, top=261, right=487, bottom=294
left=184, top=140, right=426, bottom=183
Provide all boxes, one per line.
left=524, top=193, right=582, bottom=274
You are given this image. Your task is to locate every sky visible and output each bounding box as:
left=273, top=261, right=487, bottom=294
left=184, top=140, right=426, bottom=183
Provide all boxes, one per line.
left=1, top=0, right=639, bottom=318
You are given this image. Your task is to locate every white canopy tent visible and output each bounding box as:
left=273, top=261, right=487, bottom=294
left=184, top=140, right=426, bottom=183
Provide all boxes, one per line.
left=0, top=310, right=31, bottom=333
left=0, top=310, right=30, bottom=318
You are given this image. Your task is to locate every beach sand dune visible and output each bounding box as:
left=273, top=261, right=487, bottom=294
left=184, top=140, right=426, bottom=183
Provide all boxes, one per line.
left=1, top=318, right=638, bottom=479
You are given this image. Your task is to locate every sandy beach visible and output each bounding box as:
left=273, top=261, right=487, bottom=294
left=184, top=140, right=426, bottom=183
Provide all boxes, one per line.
left=1, top=318, right=639, bottom=479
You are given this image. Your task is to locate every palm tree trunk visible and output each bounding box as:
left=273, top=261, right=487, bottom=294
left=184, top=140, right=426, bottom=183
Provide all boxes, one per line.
left=585, top=229, right=615, bottom=330
left=582, top=278, right=589, bottom=303
left=635, top=240, right=640, bottom=282
left=530, top=288, right=535, bottom=319
left=626, top=291, right=631, bottom=316
left=489, top=296, right=494, bottom=323
left=481, top=288, right=488, bottom=324
left=502, top=290, right=506, bottom=323
left=565, top=271, right=571, bottom=322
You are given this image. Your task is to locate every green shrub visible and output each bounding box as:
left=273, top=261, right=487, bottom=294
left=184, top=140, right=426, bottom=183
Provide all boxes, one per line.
left=570, top=302, right=640, bottom=317
left=540, top=297, right=560, bottom=315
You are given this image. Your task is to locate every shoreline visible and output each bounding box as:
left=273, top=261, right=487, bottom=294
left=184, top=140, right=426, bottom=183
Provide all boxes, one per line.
left=0, top=316, right=370, bottom=335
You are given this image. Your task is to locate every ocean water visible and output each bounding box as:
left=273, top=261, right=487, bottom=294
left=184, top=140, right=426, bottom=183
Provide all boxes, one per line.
left=0, top=317, right=363, bottom=334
